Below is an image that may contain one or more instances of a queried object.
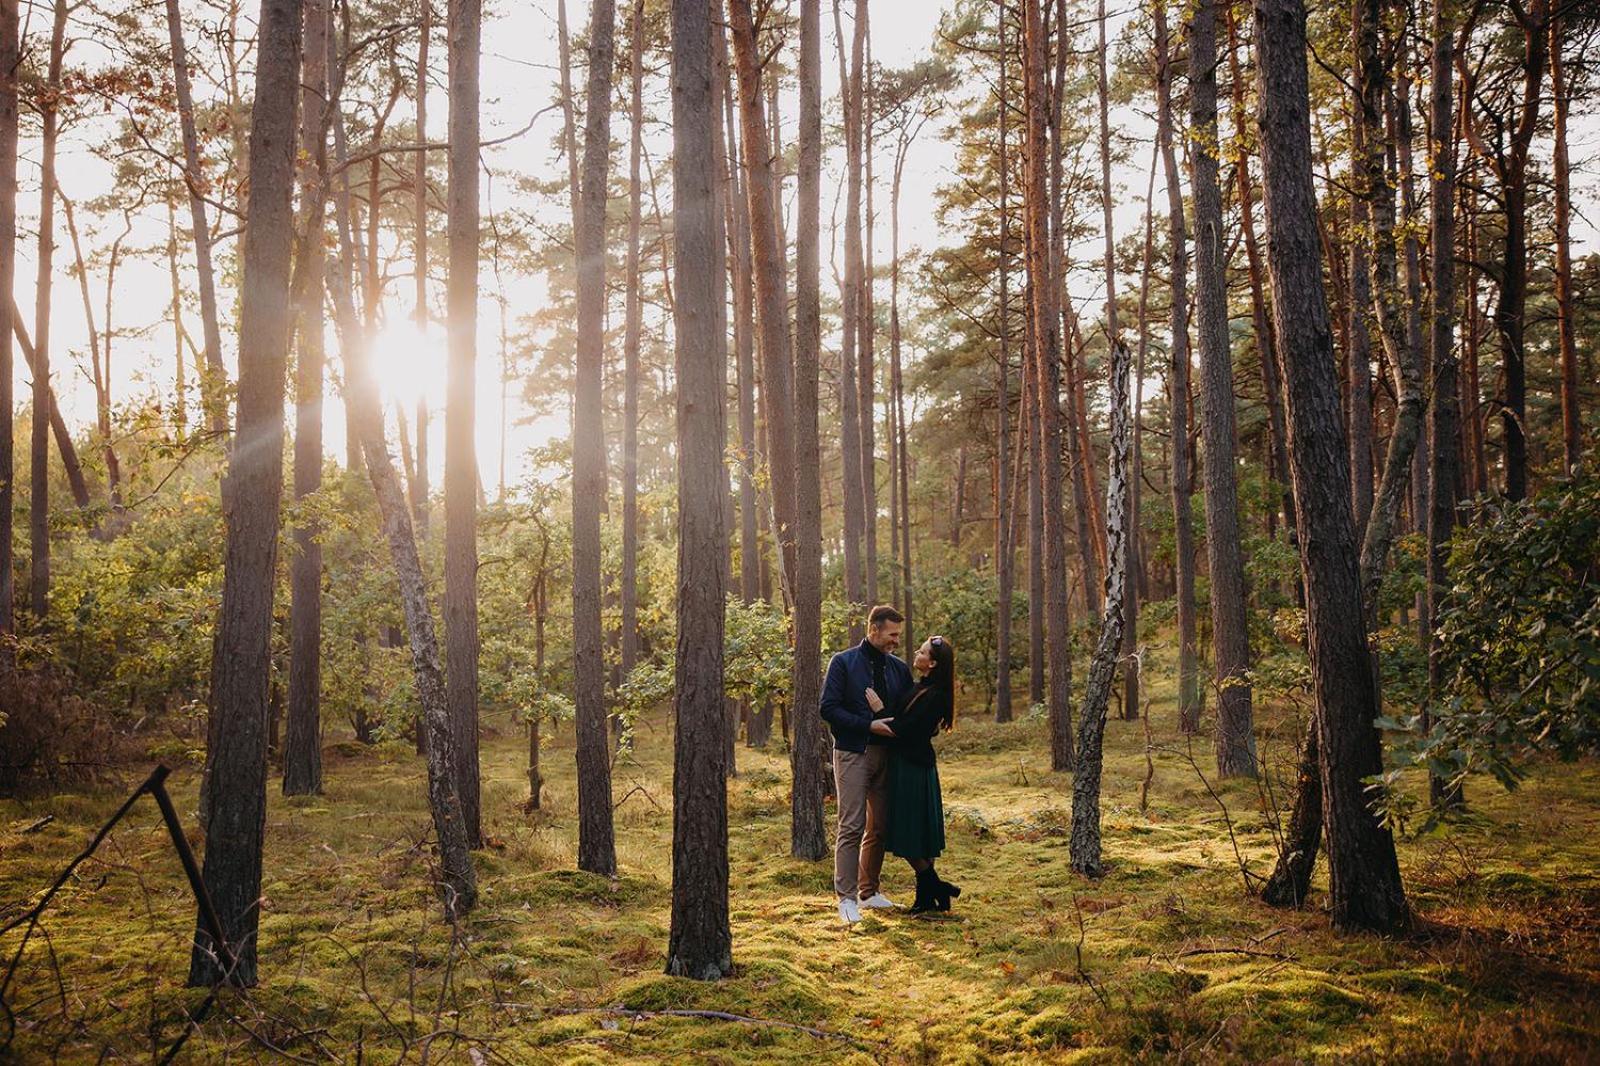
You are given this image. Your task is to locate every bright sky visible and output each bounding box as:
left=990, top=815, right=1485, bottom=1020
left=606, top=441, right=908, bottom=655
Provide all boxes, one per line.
left=9, top=0, right=1598, bottom=500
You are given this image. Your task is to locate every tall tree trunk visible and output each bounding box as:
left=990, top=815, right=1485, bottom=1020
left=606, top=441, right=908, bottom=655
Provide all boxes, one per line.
left=994, top=0, right=1013, bottom=723
left=1123, top=147, right=1156, bottom=722
left=833, top=0, right=867, bottom=630
left=572, top=0, right=618, bottom=876
left=729, top=0, right=798, bottom=602
left=1252, top=0, right=1408, bottom=934
left=858, top=0, right=878, bottom=607
left=1460, top=1, right=1547, bottom=501
left=890, top=116, right=914, bottom=650
left=1227, top=3, right=1292, bottom=543
left=28, top=0, right=66, bottom=618
left=414, top=0, right=431, bottom=540
left=1423, top=2, right=1458, bottom=807
left=1070, top=337, right=1132, bottom=876
left=789, top=0, right=830, bottom=861
left=1551, top=16, right=1578, bottom=475
left=1056, top=0, right=1102, bottom=617
left=666, top=0, right=733, bottom=979
left=1024, top=0, right=1073, bottom=771
left=0, top=0, right=13, bottom=644
left=1155, top=0, right=1199, bottom=733
left=325, top=46, right=475, bottom=921
left=283, top=0, right=329, bottom=797
left=167, top=202, right=188, bottom=428
left=59, top=195, right=121, bottom=513
left=1347, top=207, right=1375, bottom=535
left=8, top=308, right=89, bottom=510
left=190, top=0, right=304, bottom=989
left=1190, top=0, right=1256, bottom=778
left=622, top=0, right=644, bottom=683
left=1026, top=284, right=1045, bottom=707
left=166, top=0, right=229, bottom=438
left=445, top=0, right=483, bottom=849
left=1352, top=0, right=1426, bottom=621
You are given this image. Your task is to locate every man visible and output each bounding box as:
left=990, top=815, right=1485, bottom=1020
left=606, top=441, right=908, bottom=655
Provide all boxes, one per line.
left=820, top=605, right=914, bottom=923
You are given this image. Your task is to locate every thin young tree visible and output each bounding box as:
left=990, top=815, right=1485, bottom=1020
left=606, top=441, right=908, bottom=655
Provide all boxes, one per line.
left=728, top=0, right=798, bottom=598
left=834, top=0, right=867, bottom=626
left=995, top=0, right=1014, bottom=723
left=621, top=0, right=645, bottom=684
left=165, top=0, right=229, bottom=437
left=413, top=0, right=431, bottom=539
left=1154, top=0, right=1199, bottom=733
left=1252, top=0, right=1409, bottom=934
left=791, top=0, right=831, bottom=861
left=28, top=0, right=66, bottom=618
left=324, top=27, right=476, bottom=918
left=1423, top=0, right=1458, bottom=808
left=572, top=0, right=619, bottom=876
left=1190, top=0, right=1256, bottom=778
left=665, top=0, right=733, bottom=980
left=1023, top=0, right=1073, bottom=772
left=1070, top=337, right=1133, bottom=877
left=189, top=0, right=304, bottom=989
left=0, top=0, right=14, bottom=647
left=1551, top=15, right=1579, bottom=475
left=283, top=0, right=330, bottom=797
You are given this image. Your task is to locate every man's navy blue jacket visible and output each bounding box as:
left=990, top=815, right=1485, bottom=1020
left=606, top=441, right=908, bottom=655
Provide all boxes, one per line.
left=820, top=640, right=914, bottom=753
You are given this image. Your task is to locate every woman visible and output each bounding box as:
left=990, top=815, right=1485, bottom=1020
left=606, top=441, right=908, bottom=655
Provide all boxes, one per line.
left=870, top=635, right=960, bottom=913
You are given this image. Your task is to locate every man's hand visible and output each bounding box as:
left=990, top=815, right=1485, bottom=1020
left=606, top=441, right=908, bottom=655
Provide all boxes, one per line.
left=865, top=687, right=885, bottom=713
left=870, top=719, right=896, bottom=737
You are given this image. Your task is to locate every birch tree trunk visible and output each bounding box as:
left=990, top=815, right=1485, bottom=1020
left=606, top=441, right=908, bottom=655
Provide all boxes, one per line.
left=189, top=0, right=304, bottom=989
left=665, top=0, right=733, bottom=979
left=1070, top=337, right=1132, bottom=877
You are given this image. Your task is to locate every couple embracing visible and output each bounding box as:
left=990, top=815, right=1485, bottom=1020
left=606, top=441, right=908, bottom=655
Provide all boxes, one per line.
left=821, top=605, right=960, bottom=924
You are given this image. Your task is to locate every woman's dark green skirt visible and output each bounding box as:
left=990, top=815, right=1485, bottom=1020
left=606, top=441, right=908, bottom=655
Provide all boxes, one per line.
left=885, top=754, right=945, bottom=859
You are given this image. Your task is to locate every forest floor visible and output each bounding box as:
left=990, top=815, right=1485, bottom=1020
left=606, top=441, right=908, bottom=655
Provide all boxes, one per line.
left=2, top=674, right=1599, bottom=1063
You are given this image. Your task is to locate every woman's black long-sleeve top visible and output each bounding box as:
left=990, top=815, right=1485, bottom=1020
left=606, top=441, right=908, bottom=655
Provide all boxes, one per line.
left=888, top=680, right=951, bottom=768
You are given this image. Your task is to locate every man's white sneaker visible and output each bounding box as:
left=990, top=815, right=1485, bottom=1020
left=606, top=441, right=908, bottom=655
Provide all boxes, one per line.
left=859, top=893, right=896, bottom=910
left=838, top=898, right=862, bottom=924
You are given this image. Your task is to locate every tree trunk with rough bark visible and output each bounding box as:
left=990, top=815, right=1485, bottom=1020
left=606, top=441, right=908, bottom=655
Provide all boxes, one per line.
left=789, top=0, right=830, bottom=861
left=1190, top=0, right=1256, bottom=778
left=190, top=0, right=304, bottom=988
left=665, top=0, right=733, bottom=979
left=1551, top=17, right=1579, bottom=475
left=413, top=0, right=431, bottom=542
left=0, top=0, right=14, bottom=643
left=728, top=0, right=798, bottom=601
left=571, top=0, right=618, bottom=876
left=833, top=0, right=867, bottom=631
left=994, top=0, right=1014, bottom=723
left=1252, top=0, right=1409, bottom=934
left=1155, top=0, right=1199, bottom=733
left=283, top=0, right=329, bottom=797
left=1025, top=0, right=1073, bottom=772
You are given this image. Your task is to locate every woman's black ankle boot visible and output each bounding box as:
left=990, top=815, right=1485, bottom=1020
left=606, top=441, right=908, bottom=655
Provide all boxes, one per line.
left=910, top=867, right=937, bottom=913
left=930, top=864, right=960, bottom=911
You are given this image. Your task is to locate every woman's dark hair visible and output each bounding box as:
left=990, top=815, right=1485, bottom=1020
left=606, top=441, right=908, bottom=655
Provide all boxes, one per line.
left=926, top=636, right=956, bottom=731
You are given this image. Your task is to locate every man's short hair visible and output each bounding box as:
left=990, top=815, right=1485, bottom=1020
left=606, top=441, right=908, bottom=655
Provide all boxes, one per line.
left=868, top=604, right=904, bottom=629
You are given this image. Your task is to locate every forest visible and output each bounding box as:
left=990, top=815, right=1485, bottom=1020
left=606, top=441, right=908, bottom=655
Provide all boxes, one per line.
left=0, top=0, right=1597, bottom=1059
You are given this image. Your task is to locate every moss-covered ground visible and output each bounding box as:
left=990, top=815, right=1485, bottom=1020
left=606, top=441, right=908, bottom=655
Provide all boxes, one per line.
left=2, top=686, right=1597, bottom=1062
